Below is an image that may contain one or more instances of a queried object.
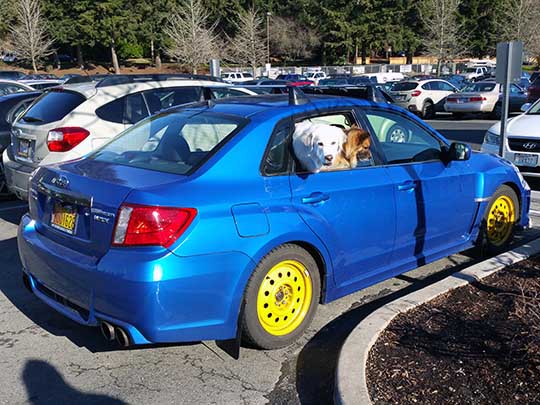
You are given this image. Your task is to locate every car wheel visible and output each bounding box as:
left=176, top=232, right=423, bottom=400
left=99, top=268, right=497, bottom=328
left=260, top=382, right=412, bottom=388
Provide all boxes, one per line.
left=479, top=185, right=519, bottom=254
left=241, top=244, right=320, bottom=349
left=421, top=100, right=434, bottom=119
left=386, top=124, right=409, bottom=143
left=491, top=103, right=502, bottom=120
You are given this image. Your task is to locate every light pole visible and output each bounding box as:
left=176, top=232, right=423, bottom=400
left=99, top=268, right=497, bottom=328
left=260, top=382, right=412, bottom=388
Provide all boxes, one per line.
left=266, top=12, right=272, bottom=65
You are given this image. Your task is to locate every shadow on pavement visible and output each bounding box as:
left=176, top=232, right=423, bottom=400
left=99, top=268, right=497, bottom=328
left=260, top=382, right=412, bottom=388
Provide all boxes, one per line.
left=0, top=203, right=27, bottom=226
left=23, top=359, right=126, bottom=404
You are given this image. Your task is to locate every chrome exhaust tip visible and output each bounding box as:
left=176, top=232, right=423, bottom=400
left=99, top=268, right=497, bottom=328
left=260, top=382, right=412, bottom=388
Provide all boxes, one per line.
left=114, top=326, right=130, bottom=347
left=100, top=321, right=116, bottom=341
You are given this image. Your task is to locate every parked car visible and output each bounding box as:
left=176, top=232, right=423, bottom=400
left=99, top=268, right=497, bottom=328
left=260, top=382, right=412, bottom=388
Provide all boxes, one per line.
left=460, top=66, right=488, bottom=81
left=445, top=81, right=527, bottom=118
left=221, top=72, right=254, bottom=83
left=303, top=84, right=393, bottom=104
left=0, top=70, right=26, bottom=81
left=305, top=71, right=327, bottom=84
left=22, top=74, right=58, bottom=80
left=19, top=79, right=64, bottom=91
left=60, top=73, right=83, bottom=81
left=3, top=74, right=254, bottom=199
left=0, top=91, right=41, bottom=198
left=0, top=80, right=34, bottom=96
left=242, top=79, right=291, bottom=86
left=481, top=99, right=540, bottom=176
left=528, top=77, right=540, bottom=103
left=318, top=78, right=349, bottom=86
left=440, top=74, right=469, bottom=89
left=18, top=91, right=529, bottom=350
left=275, top=74, right=314, bottom=86
left=2, top=53, right=17, bottom=63
left=389, top=79, right=458, bottom=118
left=362, top=72, right=405, bottom=84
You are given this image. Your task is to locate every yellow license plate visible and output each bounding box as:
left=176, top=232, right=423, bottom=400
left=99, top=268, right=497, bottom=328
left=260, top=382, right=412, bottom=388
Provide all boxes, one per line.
left=51, top=204, right=78, bottom=234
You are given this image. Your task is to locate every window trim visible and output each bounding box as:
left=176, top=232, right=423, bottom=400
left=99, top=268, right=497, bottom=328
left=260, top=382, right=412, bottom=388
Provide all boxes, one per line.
left=259, top=117, right=293, bottom=177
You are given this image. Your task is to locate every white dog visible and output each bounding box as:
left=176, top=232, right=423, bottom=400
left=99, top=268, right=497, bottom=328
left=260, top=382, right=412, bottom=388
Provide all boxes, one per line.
left=292, top=121, right=346, bottom=173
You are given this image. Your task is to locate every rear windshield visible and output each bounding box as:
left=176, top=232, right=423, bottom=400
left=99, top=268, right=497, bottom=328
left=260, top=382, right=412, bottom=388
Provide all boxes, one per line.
left=390, top=82, right=418, bottom=91
left=461, top=83, right=496, bottom=92
left=20, top=90, right=86, bottom=124
left=91, top=109, right=247, bottom=175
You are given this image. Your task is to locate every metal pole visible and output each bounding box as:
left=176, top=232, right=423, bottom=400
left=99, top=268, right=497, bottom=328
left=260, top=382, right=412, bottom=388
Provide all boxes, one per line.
left=499, top=42, right=512, bottom=157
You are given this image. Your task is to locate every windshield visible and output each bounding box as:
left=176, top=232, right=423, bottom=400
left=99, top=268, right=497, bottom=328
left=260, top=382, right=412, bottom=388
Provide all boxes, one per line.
left=461, top=83, right=496, bottom=92
left=390, top=82, right=418, bottom=91
left=91, top=109, right=247, bottom=175
left=20, top=90, right=86, bottom=124
left=527, top=100, right=540, bottom=115
left=465, top=68, right=476, bottom=73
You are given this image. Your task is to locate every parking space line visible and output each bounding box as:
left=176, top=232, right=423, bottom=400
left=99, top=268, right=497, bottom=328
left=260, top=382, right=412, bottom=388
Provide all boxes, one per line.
left=0, top=204, right=28, bottom=213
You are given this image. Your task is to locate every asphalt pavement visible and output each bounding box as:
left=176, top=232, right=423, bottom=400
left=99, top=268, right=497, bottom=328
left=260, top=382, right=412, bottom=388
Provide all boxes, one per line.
left=1, top=117, right=539, bottom=404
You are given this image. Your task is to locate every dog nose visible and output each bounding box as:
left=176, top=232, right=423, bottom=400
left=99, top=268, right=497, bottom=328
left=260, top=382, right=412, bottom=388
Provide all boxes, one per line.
left=324, top=154, right=333, bottom=162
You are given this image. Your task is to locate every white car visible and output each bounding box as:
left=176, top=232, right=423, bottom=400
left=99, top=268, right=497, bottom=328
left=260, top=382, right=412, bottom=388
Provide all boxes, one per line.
left=461, top=66, right=488, bottom=81
left=305, top=71, right=327, bottom=85
left=19, top=79, right=64, bottom=91
left=389, top=79, right=458, bottom=119
left=0, top=80, right=34, bottom=96
left=221, top=72, right=254, bottom=83
left=481, top=100, right=540, bottom=176
left=3, top=75, right=255, bottom=199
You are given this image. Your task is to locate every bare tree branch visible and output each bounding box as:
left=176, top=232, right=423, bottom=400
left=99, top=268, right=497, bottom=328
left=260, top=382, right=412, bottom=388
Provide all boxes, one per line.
left=228, top=8, right=266, bottom=74
left=10, top=0, right=54, bottom=73
left=164, top=0, right=221, bottom=73
left=269, top=16, right=320, bottom=64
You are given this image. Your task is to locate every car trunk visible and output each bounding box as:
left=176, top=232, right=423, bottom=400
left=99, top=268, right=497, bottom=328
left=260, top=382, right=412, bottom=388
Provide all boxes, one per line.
left=29, top=159, right=186, bottom=262
left=446, top=92, right=484, bottom=104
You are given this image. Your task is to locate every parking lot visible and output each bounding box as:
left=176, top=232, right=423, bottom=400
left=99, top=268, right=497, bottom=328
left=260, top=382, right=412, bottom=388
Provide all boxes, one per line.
left=1, top=118, right=539, bottom=404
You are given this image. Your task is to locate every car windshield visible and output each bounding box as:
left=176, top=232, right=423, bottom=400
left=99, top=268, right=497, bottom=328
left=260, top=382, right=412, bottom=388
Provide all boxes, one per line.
left=390, top=82, right=418, bottom=91
left=461, top=83, right=496, bottom=92
left=465, top=68, right=477, bottom=73
left=527, top=100, right=540, bottom=115
left=90, top=109, right=247, bottom=175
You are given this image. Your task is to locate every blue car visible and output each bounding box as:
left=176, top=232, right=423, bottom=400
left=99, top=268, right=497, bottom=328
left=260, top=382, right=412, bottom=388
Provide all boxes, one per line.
left=18, top=92, right=530, bottom=350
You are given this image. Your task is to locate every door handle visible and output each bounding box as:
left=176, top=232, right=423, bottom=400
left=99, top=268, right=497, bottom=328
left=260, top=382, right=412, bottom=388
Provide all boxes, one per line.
left=301, top=192, right=330, bottom=205
left=397, top=181, right=416, bottom=192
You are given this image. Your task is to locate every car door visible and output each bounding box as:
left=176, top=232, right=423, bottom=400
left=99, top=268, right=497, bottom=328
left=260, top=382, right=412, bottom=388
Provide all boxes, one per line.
left=289, top=109, right=396, bottom=287
left=509, top=84, right=528, bottom=112
left=364, top=108, right=477, bottom=267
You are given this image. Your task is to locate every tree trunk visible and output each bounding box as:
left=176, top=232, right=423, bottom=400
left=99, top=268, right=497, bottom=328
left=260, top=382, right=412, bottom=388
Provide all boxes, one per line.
left=156, top=53, right=162, bottom=71
left=111, top=44, right=120, bottom=74
left=76, top=44, right=84, bottom=68
left=437, top=59, right=442, bottom=76
left=406, top=50, right=413, bottom=64
left=54, top=51, right=60, bottom=70
left=150, top=39, right=155, bottom=65
left=32, top=56, right=37, bottom=74
left=361, top=42, right=367, bottom=65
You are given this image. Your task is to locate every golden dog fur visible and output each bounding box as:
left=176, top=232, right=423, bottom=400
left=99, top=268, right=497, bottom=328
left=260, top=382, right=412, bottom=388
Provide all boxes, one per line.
left=324, top=127, right=372, bottom=170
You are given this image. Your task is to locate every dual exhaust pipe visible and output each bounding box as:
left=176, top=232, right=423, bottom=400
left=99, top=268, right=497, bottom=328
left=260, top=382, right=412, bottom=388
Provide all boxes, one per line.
left=100, top=321, right=131, bottom=347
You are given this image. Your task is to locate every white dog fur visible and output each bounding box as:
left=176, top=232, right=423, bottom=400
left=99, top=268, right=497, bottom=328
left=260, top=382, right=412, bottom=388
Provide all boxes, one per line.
left=292, top=121, right=346, bottom=173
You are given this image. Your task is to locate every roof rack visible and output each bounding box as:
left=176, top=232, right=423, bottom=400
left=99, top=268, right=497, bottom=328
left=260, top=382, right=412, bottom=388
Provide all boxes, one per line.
left=95, top=74, right=224, bottom=88
left=288, top=86, right=310, bottom=106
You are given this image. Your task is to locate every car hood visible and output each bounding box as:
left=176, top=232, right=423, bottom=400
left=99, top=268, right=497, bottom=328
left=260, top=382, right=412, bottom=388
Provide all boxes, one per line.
left=488, top=114, right=540, bottom=136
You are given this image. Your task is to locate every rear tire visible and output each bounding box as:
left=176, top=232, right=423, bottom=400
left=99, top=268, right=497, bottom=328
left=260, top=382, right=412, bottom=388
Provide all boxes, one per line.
left=478, top=185, right=519, bottom=254
left=421, top=100, right=434, bottom=119
left=241, top=244, right=320, bottom=350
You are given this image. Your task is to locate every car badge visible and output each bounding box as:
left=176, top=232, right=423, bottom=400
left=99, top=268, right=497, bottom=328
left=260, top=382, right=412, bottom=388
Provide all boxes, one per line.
left=52, top=175, right=69, bottom=188
left=523, top=142, right=537, bottom=150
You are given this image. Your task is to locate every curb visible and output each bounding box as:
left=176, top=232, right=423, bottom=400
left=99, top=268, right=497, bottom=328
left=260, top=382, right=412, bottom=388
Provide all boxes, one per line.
left=334, top=237, right=540, bottom=405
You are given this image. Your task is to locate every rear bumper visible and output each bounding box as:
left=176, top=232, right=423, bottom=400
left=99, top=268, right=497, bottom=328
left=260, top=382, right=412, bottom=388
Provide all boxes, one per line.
left=444, top=103, right=491, bottom=113
left=3, top=148, right=34, bottom=200
left=18, top=214, right=256, bottom=344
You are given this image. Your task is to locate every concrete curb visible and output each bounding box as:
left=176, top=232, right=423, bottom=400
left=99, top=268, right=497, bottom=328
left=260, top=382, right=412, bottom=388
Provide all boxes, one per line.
left=334, top=237, right=540, bottom=405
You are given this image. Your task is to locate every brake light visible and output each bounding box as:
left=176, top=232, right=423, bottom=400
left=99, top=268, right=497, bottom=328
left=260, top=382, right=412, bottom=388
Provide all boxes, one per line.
left=411, top=90, right=421, bottom=97
left=112, top=204, right=197, bottom=248
left=447, top=97, right=457, bottom=103
left=47, top=127, right=90, bottom=152
left=469, top=96, right=486, bottom=102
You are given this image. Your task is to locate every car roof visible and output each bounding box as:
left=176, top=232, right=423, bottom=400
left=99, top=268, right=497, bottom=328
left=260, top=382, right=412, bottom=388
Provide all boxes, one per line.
left=0, top=90, right=41, bottom=103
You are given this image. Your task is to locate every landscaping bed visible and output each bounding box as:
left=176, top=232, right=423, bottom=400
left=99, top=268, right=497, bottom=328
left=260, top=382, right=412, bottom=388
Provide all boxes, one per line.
left=367, top=256, right=540, bottom=404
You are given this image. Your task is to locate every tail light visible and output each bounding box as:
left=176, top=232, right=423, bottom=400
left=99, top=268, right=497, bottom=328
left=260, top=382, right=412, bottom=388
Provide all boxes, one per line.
left=411, top=90, right=421, bottom=97
left=469, top=96, right=486, bottom=102
left=112, top=204, right=197, bottom=248
left=47, top=127, right=90, bottom=152
left=447, top=97, right=457, bottom=103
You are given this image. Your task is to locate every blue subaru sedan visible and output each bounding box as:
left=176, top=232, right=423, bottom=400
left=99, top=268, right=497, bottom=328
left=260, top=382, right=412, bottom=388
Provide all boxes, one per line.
left=18, top=93, right=530, bottom=350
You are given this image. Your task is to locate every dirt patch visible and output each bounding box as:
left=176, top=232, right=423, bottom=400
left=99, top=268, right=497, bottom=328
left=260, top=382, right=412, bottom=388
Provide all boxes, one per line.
left=367, top=257, right=540, bottom=405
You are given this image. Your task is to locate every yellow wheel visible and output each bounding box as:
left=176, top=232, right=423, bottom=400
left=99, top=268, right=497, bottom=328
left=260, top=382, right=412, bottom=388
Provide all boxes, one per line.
left=241, top=245, right=320, bottom=349
left=256, top=260, right=312, bottom=336
left=481, top=185, right=519, bottom=253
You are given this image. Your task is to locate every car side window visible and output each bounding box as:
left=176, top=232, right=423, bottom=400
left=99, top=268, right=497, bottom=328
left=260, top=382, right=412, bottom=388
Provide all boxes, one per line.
left=96, top=97, right=124, bottom=124
left=125, top=93, right=149, bottom=124
left=510, top=84, right=521, bottom=93
left=439, top=82, right=454, bottom=91
left=211, top=88, right=247, bottom=99
left=261, top=121, right=291, bottom=176
left=365, top=110, right=443, bottom=164
left=422, top=82, right=433, bottom=90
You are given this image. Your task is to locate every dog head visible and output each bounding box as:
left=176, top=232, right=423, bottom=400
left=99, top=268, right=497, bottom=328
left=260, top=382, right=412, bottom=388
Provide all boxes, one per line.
left=345, top=128, right=372, bottom=165
left=293, top=122, right=346, bottom=173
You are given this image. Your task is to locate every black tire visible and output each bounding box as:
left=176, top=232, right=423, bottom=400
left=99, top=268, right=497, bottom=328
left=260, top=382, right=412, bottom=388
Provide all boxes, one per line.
left=452, top=112, right=465, bottom=119
left=241, top=244, right=321, bottom=350
left=385, top=124, right=410, bottom=143
left=421, top=100, right=434, bottom=119
left=478, top=185, right=519, bottom=254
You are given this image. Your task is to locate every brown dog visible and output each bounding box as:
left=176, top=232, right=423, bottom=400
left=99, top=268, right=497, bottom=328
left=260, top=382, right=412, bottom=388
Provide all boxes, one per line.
left=330, top=127, right=372, bottom=169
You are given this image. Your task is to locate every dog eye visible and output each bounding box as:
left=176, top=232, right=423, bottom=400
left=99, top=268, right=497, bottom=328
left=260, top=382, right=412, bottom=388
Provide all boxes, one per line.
left=331, top=142, right=336, bottom=145
left=317, top=142, right=324, bottom=146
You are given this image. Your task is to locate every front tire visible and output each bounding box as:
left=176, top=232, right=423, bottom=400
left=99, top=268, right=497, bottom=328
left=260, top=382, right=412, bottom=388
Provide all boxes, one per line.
left=241, top=244, right=320, bottom=350
left=479, top=185, right=519, bottom=254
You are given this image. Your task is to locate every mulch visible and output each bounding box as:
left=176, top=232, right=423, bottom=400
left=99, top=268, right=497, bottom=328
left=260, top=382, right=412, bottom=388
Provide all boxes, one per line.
left=367, top=256, right=540, bottom=405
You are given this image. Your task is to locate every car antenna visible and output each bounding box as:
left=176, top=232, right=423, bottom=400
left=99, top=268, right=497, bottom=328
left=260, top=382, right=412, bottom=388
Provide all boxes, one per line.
left=288, top=86, right=309, bottom=106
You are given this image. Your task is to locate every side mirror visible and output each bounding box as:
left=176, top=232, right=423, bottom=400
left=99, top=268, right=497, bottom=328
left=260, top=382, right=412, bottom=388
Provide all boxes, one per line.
left=521, top=103, right=531, bottom=112
left=448, top=142, right=471, bottom=161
